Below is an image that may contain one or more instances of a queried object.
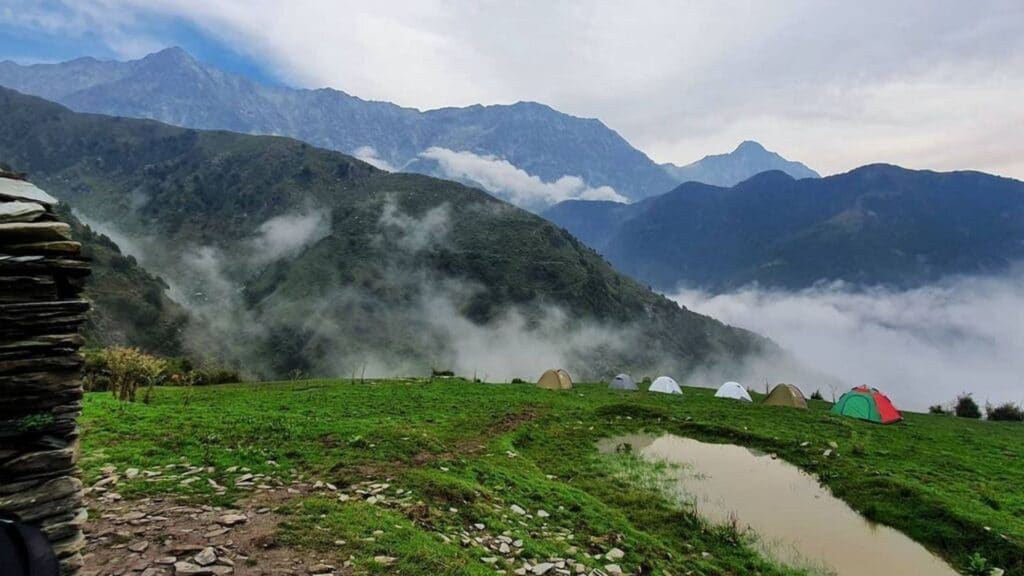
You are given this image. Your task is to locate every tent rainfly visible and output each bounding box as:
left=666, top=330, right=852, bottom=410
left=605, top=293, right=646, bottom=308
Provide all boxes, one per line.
left=763, top=383, right=808, bottom=409
left=609, top=373, right=638, bottom=391
left=648, top=376, right=682, bottom=395
left=537, top=368, right=573, bottom=390
left=831, top=386, right=902, bottom=424
left=715, top=381, right=752, bottom=402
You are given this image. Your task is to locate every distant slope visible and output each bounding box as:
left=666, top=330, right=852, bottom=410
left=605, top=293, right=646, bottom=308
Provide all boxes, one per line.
left=545, top=168, right=1024, bottom=291
left=0, top=87, right=770, bottom=378
left=0, top=47, right=678, bottom=204
left=56, top=205, right=187, bottom=355
left=662, top=140, right=819, bottom=187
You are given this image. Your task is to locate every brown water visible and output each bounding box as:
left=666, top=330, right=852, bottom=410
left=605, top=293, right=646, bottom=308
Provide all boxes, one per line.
left=599, top=434, right=959, bottom=576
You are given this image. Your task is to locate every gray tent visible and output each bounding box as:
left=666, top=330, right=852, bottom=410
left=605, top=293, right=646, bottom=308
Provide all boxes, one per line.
left=609, top=373, right=638, bottom=391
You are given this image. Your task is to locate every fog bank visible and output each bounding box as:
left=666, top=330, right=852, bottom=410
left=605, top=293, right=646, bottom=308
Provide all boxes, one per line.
left=672, top=273, right=1024, bottom=411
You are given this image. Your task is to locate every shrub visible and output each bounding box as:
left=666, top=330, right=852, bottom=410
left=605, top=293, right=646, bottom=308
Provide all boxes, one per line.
left=810, top=390, right=824, bottom=400
left=102, top=347, right=168, bottom=402
left=954, top=394, right=982, bottom=419
left=928, top=404, right=947, bottom=415
left=986, top=402, right=1024, bottom=422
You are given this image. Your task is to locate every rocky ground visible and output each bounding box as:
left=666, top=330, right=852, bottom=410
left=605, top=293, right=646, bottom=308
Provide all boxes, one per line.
left=80, top=462, right=633, bottom=576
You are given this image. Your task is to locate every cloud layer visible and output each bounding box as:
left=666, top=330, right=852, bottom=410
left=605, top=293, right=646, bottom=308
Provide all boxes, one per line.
left=672, top=273, right=1024, bottom=411
left=3, top=1, right=1023, bottom=179
left=419, top=147, right=626, bottom=209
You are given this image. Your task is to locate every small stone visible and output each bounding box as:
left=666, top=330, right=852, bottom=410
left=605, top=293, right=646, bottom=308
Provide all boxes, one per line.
left=604, top=564, right=623, bottom=575
left=828, top=441, right=839, bottom=449
left=128, top=540, right=150, bottom=553
left=536, top=509, right=550, bottom=518
left=173, top=562, right=204, bottom=575
left=823, top=449, right=833, bottom=457
left=155, top=557, right=177, bottom=565
left=532, top=563, right=555, bottom=575
left=125, top=468, right=140, bottom=479
left=474, top=523, right=485, bottom=530
left=372, top=556, right=396, bottom=565
left=510, top=504, right=527, bottom=515
left=605, top=548, right=625, bottom=561
left=217, top=514, right=247, bottom=526
left=194, top=547, right=217, bottom=566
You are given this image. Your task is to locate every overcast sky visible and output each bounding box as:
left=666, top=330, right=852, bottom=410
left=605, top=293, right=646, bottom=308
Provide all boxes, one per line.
left=3, top=0, right=1023, bottom=178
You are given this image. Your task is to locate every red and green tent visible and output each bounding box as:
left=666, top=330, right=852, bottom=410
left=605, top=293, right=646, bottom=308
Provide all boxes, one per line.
left=831, top=386, right=902, bottom=424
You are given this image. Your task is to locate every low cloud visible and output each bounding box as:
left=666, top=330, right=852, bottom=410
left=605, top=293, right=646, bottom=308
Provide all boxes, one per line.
left=418, top=147, right=627, bottom=210
left=246, top=207, right=330, bottom=266
left=672, top=273, right=1024, bottom=411
left=352, top=145, right=395, bottom=172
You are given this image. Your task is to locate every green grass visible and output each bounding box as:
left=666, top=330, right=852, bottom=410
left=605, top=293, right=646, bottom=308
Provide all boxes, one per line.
left=81, top=379, right=1024, bottom=575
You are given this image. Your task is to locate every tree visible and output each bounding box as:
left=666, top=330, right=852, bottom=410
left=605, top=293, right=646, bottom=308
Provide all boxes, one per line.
left=954, top=394, right=982, bottom=419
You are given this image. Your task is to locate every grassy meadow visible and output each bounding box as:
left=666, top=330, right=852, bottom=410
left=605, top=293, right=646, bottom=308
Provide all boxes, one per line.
left=80, top=379, right=1024, bottom=575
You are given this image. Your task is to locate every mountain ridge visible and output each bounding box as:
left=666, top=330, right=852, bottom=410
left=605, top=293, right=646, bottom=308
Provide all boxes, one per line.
left=0, top=86, right=772, bottom=379
left=544, top=163, right=1024, bottom=291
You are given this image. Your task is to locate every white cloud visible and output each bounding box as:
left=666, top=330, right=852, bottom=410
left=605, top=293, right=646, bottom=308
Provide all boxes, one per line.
left=351, top=145, right=395, bottom=172
left=419, top=147, right=626, bottom=209
left=671, top=273, right=1024, bottom=412
left=246, top=207, right=330, bottom=265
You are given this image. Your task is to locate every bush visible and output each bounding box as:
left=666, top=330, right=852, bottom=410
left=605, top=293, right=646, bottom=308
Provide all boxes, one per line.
left=986, top=402, right=1024, bottom=422
left=810, top=390, right=824, bottom=400
left=83, top=348, right=242, bottom=397
left=102, top=347, right=167, bottom=402
left=928, top=404, right=947, bottom=415
left=955, top=394, right=982, bottom=419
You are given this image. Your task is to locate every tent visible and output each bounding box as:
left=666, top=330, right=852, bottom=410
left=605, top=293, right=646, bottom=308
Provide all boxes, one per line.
left=537, top=369, right=573, bottom=390
left=648, top=376, right=682, bottom=395
left=715, top=381, right=752, bottom=402
left=609, top=373, right=638, bottom=391
left=763, top=383, right=807, bottom=409
left=831, top=386, right=902, bottom=424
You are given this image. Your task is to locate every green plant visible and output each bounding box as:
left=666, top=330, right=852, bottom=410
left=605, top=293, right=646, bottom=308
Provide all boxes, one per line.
left=986, top=402, right=1024, bottom=422
left=929, top=404, right=947, bottom=415
left=810, top=390, right=824, bottom=400
left=955, top=394, right=982, bottom=419
left=16, top=413, right=55, bottom=434
left=964, top=552, right=991, bottom=576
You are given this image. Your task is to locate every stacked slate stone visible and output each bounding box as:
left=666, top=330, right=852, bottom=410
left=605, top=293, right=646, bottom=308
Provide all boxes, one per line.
left=0, top=171, right=90, bottom=575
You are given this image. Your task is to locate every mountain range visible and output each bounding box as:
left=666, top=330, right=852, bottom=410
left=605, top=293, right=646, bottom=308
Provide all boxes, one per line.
left=0, top=86, right=770, bottom=378
left=0, top=47, right=817, bottom=208
left=545, top=168, right=1024, bottom=291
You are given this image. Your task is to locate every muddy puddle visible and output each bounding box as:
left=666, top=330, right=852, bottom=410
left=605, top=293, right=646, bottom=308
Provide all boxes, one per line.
left=599, top=434, right=959, bottom=576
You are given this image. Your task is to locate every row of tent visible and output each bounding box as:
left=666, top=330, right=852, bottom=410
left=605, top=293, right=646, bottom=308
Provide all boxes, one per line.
left=536, top=369, right=902, bottom=424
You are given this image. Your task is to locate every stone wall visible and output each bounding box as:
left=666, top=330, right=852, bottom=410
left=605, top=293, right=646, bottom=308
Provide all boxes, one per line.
left=0, top=172, right=90, bottom=574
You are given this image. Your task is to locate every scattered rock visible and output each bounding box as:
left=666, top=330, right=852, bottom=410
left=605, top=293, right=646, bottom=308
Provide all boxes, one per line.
left=217, top=514, right=247, bottom=526
left=127, top=540, right=150, bottom=553
left=605, top=548, right=625, bottom=561
left=194, top=546, right=217, bottom=566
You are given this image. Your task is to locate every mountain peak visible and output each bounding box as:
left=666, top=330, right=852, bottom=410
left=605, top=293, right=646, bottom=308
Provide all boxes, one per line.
left=664, top=141, right=819, bottom=187
left=141, top=46, right=196, bottom=66
left=734, top=140, right=767, bottom=153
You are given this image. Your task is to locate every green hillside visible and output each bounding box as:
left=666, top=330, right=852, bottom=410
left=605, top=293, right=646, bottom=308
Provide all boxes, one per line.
left=0, top=87, right=768, bottom=378
left=79, top=379, right=1024, bottom=575
left=53, top=204, right=188, bottom=355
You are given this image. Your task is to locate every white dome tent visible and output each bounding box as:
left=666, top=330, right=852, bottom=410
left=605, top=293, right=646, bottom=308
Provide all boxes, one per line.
left=648, top=376, right=682, bottom=395
left=715, top=381, right=752, bottom=402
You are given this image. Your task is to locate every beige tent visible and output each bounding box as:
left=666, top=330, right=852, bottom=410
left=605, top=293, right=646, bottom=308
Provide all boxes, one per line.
left=537, top=369, right=573, bottom=390
left=763, top=383, right=808, bottom=409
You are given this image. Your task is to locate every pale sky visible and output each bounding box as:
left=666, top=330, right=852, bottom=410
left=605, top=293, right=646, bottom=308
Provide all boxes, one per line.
left=3, top=0, right=1023, bottom=178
